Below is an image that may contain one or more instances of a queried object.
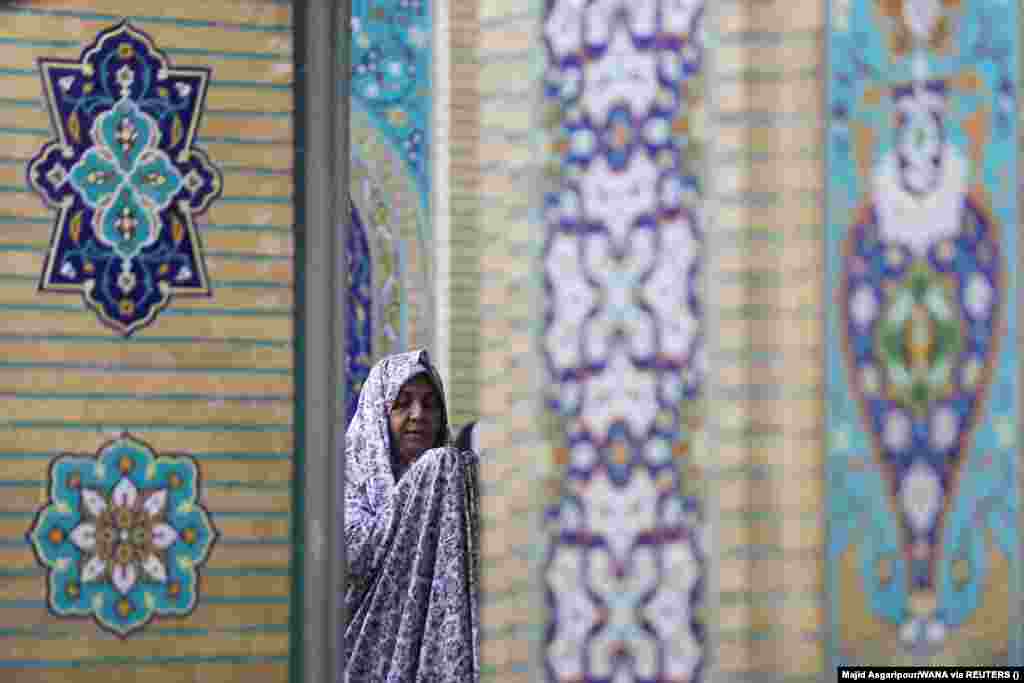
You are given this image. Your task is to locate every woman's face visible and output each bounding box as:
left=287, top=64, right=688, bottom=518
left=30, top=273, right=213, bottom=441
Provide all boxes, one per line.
left=389, top=374, right=443, bottom=469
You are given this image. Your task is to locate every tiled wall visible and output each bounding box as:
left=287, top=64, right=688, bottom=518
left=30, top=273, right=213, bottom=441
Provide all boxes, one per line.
left=347, top=0, right=437, bottom=421
left=826, top=0, right=1020, bottom=667
left=0, top=2, right=296, bottom=681
left=495, top=1, right=1019, bottom=680
left=468, top=0, right=830, bottom=680
left=712, top=1, right=827, bottom=679
left=5, top=1, right=1020, bottom=681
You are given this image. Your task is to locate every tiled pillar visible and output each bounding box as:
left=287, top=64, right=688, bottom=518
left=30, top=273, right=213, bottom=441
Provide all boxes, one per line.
left=538, top=1, right=708, bottom=681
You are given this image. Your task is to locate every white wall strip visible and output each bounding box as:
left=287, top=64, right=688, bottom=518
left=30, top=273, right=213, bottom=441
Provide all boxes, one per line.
left=432, top=0, right=452, bottom=397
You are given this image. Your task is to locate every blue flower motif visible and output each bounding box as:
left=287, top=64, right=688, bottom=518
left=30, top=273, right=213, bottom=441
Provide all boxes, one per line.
left=26, top=435, right=218, bottom=637
left=69, top=99, right=183, bottom=262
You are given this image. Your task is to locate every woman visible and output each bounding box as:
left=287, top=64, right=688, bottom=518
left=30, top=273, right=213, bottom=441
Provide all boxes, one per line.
left=343, top=349, right=480, bottom=682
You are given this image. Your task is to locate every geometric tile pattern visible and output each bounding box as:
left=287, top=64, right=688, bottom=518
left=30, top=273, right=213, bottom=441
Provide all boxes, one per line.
left=541, top=1, right=707, bottom=679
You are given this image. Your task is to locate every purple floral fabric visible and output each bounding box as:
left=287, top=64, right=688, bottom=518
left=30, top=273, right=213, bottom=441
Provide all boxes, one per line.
left=342, top=349, right=480, bottom=682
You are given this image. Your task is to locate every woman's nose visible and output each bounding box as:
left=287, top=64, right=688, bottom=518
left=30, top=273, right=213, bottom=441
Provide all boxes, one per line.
left=409, top=401, right=423, bottom=419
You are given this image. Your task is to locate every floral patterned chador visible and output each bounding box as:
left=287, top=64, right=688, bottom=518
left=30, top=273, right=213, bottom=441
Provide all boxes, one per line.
left=342, top=350, right=480, bottom=681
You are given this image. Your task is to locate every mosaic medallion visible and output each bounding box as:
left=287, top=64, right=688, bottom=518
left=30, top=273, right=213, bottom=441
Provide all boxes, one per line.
left=828, top=0, right=1019, bottom=664
left=541, top=0, right=706, bottom=680
left=26, top=434, right=218, bottom=638
left=27, top=21, right=222, bottom=336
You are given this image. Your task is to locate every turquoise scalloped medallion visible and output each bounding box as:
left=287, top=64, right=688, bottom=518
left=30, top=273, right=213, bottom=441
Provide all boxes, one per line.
left=26, top=435, right=218, bottom=637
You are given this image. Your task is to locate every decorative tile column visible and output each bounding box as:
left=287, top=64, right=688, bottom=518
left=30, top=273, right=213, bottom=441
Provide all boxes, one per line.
left=540, top=1, right=708, bottom=680
left=826, top=0, right=1020, bottom=666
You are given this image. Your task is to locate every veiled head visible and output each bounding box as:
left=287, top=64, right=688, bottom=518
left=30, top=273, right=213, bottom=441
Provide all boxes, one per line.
left=345, top=349, right=450, bottom=487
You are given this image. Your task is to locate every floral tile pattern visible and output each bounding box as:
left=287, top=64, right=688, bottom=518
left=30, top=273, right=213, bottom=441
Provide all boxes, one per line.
left=541, top=1, right=706, bottom=680
left=27, top=22, right=223, bottom=336
left=350, top=0, right=432, bottom=196
left=26, top=435, right=218, bottom=638
left=827, top=0, right=1020, bottom=665
left=347, top=0, right=434, bottom=423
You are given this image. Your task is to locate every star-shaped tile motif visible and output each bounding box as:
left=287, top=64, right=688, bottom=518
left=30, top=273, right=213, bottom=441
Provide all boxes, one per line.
left=27, top=22, right=222, bottom=335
